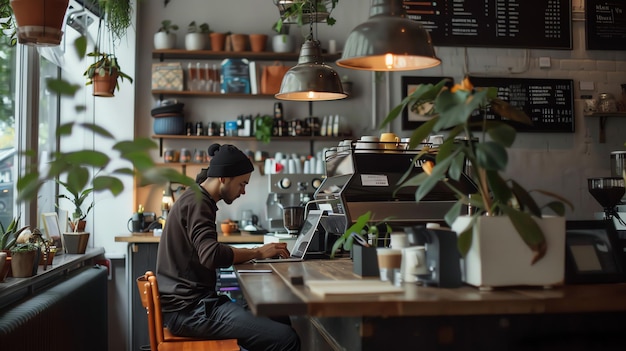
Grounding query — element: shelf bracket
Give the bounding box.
[599,115,607,144]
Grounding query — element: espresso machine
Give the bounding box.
[265,173,325,233]
[313,143,477,255]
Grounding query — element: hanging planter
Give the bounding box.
[9,0,70,46]
[92,68,119,97]
[273,0,338,30]
[83,17,133,97]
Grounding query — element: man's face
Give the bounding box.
[220,173,251,204]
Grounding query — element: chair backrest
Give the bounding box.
[136,271,161,351]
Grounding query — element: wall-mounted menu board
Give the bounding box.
[468,77,575,133]
[585,0,626,50]
[404,0,572,50]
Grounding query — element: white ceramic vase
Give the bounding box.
[452,215,566,290]
[272,34,294,53]
[184,33,206,50]
[154,32,176,50]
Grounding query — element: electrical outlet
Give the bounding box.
[539,57,551,68]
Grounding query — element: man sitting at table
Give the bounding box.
[156,143,300,351]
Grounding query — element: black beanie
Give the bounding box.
[207,143,254,177]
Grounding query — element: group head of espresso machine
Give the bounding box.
[265,173,325,233]
[313,144,477,260]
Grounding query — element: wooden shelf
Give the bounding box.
[152,90,276,98]
[585,112,626,143]
[152,49,342,62]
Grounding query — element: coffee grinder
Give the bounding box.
[265,173,324,233]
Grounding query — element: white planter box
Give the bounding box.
[452,216,566,290]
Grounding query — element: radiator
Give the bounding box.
[0,265,108,351]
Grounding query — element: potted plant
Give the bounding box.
[185,21,210,50]
[270,22,294,53]
[154,19,178,50]
[254,114,274,143]
[381,76,574,289]
[272,0,339,33]
[0,0,70,46]
[100,0,133,42]
[83,50,133,97]
[1,215,30,254]
[10,241,38,277]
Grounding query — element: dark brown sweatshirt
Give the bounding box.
[156,186,235,312]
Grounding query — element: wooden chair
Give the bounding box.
[136,271,240,351]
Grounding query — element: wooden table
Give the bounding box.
[235,260,626,350]
[115,232,266,244]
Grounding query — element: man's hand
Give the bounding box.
[231,242,290,264]
[257,242,290,259]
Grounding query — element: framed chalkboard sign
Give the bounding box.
[585,0,626,50]
[401,76,453,130]
[468,77,575,133]
[404,0,573,50]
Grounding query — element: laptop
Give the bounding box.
[253,210,324,263]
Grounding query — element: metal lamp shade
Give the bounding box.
[336,0,441,71]
[275,40,347,101]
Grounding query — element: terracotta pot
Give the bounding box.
[10,250,37,278]
[249,34,268,52]
[209,32,226,51]
[92,70,119,97]
[38,248,56,265]
[69,219,86,232]
[0,256,10,281]
[230,34,247,52]
[63,232,90,254]
[10,0,69,46]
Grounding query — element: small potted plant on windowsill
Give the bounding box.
[380,76,574,289]
[83,50,133,97]
[10,241,39,277]
[185,21,210,50]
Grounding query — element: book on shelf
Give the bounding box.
[249,61,262,95]
[220,58,251,94]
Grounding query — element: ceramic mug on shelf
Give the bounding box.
[380,132,400,152]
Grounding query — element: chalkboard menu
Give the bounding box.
[468,77,575,133]
[585,0,626,50]
[404,0,572,50]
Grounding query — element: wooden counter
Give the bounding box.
[115,232,265,244]
[235,259,626,350]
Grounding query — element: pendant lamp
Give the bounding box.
[336,0,441,71]
[275,39,347,101]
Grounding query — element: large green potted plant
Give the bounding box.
[381,77,574,289]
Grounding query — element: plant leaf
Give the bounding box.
[500,205,546,264]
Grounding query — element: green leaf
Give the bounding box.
[475,141,507,171]
[486,122,516,147]
[46,78,81,97]
[510,179,542,217]
[485,171,511,207]
[93,176,124,196]
[500,205,546,264]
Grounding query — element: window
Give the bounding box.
[0,42,59,229]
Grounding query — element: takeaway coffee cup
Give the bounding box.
[389,233,409,249]
[377,248,403,285]
[401,246,428,283]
